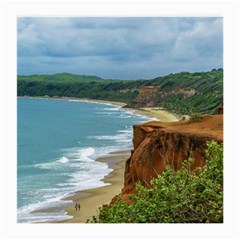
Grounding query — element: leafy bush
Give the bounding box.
[88,141,223,223]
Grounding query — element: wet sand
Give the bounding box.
[56,150,130,223]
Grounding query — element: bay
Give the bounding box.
[17,98,152,223]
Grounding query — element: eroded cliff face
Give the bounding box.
[134,86,161,108]
[120,115,223,203]
[131,85,196,109]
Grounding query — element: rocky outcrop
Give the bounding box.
[120,114,223,203]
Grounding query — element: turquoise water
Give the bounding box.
[17,98,153,223]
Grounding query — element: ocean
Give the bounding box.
[17,98,153,223]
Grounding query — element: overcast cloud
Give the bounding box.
[17,17,223,79]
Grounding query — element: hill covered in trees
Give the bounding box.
[17,69,223,115]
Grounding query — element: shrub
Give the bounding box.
[88,141,223,223]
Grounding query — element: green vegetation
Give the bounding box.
[17,68,223,114]
[88,141,223,223]
[150,69,223,114]
[18,73,141,104]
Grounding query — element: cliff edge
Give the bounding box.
[120,114,223,203]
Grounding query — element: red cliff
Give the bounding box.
[120,114,223,203]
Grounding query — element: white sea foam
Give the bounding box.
[117,129,132,133]
[33,162,57,170]
[68,99,120,108]
[17,195,73,223]
[88,130,132,144]
[95,112,112,115]
[119,115,132,118]
[57,156,69,164]
[125,110,158,122]
[33,147,96,170]
[78,147,95,159]
[18,146,112,223]
[103,107,121,111]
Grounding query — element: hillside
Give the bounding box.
[17,68,223,114]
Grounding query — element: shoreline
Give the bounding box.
[18,95,180,121]
[18,95,127,107]
[56,150,130,223]
[20,96,180,223]
[133,107,179,122]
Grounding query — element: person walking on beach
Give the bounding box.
[75,203,78,211]
[78,203,81,211]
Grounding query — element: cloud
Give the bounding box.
[171,18,222,59]
[17,17,223,79]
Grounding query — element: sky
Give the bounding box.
[17,17,223,80]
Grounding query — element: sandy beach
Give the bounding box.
[56,150,130,223]
[134,107,179,122]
